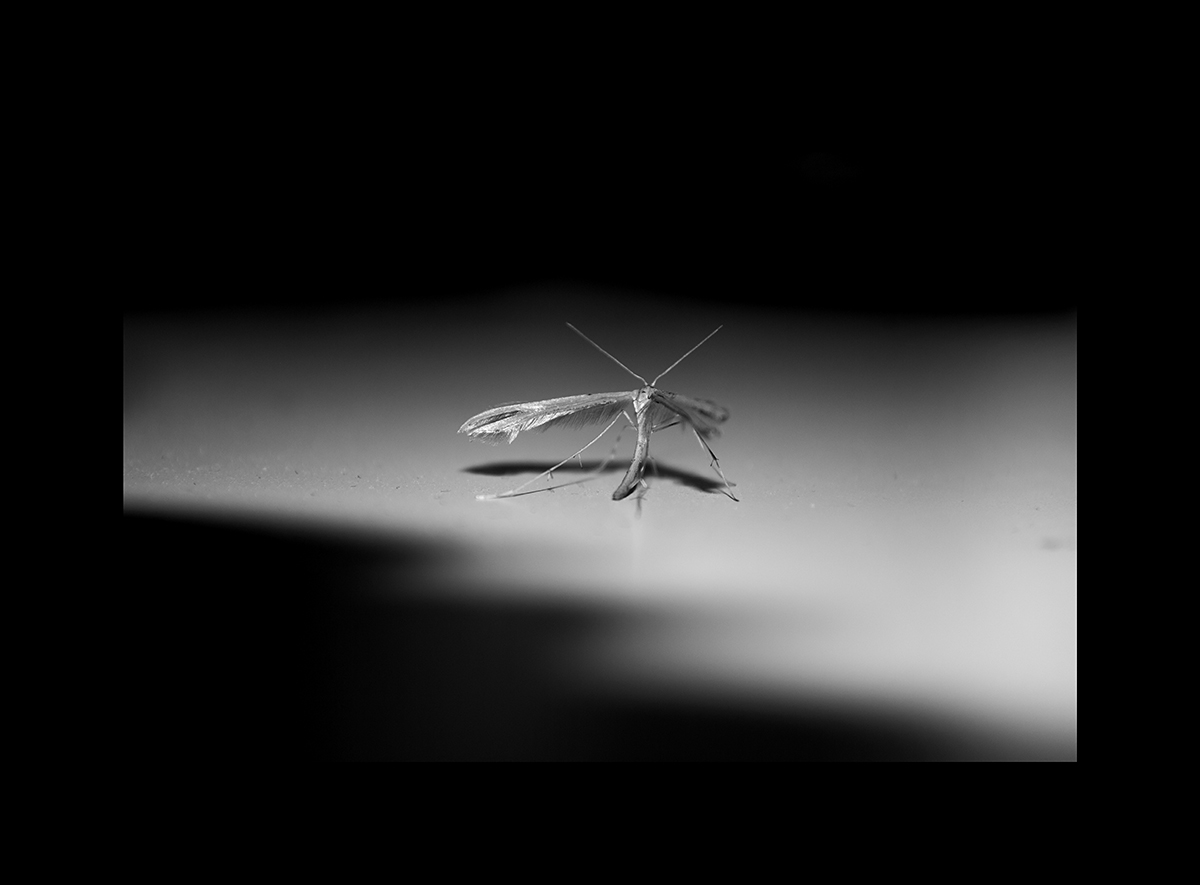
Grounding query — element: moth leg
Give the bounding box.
[692,427,739,502]
[637,418,676,495]
[612,412,653,501]
[597,410,637,472]
[478,413,630,500]
[633,464,651,512]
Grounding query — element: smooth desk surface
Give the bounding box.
[124,290,1076,759]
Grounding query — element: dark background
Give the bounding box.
[124,74,1075,320]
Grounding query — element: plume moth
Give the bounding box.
[459,324,737,502]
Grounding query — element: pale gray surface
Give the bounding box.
[124,287,1077,757]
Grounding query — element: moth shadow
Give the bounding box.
[463,459,728,495]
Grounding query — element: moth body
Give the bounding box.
[458,325,736,502]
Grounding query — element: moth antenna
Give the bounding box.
[651,325,723,385]
[566,323,647,384]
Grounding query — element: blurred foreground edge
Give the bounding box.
[122,510,1073,761]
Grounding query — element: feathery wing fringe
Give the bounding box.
[649,391,729,438]
[459,392,635,444]
[459,389,730,444]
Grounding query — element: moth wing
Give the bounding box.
[459,392,635,444]
[648,391,730,438]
